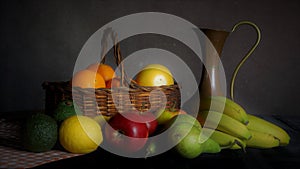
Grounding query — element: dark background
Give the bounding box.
[0,0,299,116]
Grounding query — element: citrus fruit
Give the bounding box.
[59,115,103,154]
[22,113,58,153]
[142,64,172,75]
[87,62,115,82]
[135,68,174,87]
[72,69,106,88]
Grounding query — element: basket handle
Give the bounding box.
[100,28,148,90]
[114,41,150,91]
[98,28,128,87]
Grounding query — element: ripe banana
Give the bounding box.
[247,114,290,146]
[245,129,280,149]
[201,128,246,151]
[199,96,249,125]
[197,110,252,140]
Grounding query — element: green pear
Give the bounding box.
[168,122,221,159]
[202,138,221,153]
[164,114,202,131]
[168,122,203,159]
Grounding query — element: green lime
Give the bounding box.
[53,100,80,123]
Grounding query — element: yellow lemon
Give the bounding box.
[135,64,174,87]
[93,115,111,127]
[59,115,103,154]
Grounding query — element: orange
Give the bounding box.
[86,63,115,82]
[72,69,106,89]
[86,62,101,72]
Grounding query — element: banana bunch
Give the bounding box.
[197,96,291,151]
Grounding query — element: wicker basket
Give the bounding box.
[42,32,181,118]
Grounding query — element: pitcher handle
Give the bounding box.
[230,21,261,101]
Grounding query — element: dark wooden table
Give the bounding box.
[1,112,299,169]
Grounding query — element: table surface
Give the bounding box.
[1,111,299,169]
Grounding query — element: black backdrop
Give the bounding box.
[0,0,299,116]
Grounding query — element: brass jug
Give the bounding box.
[199,21,261,101]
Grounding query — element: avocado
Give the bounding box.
[22,113,58,153]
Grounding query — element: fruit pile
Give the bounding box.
[23,63,291,160]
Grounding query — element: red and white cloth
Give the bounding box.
[0,118,82,168]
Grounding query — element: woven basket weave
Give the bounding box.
[42,32,181,118]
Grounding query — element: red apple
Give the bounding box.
[139,111,158,136]
[104,112,149,153]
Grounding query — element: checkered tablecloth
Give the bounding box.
[0,118,82,169]
[0,145,82,168]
